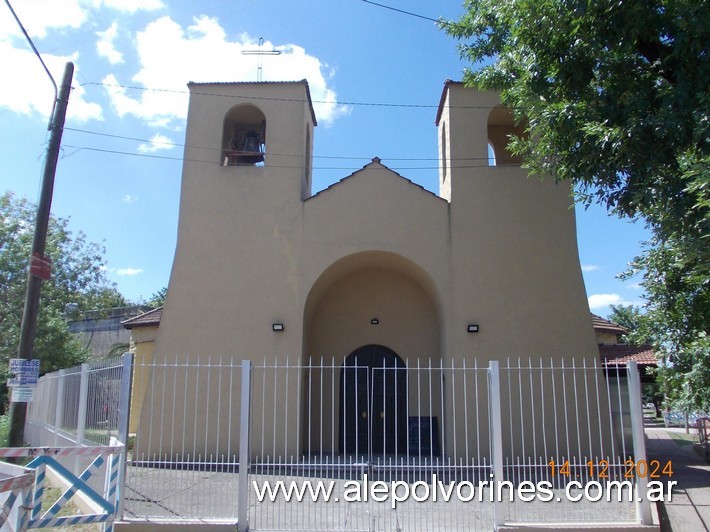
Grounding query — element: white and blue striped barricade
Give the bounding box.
[0,469,35,532]
[0,445,122,531]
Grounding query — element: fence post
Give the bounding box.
[77,363,90,444]
[115,352,134,520]
[627,361,653,524]
[54,369,66,446]
[489,360,505,529]
[238,360,252,532]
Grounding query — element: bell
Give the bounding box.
[242,131,260,153]
[238,130,264,164]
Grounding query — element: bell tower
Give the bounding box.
[436,81,525,201]
[181,80,317,199]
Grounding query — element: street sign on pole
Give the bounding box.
[7,358,40,387]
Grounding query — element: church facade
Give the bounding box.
[136,80,599,459]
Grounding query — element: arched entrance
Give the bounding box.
[340,345,407,454]
[302,251,442,457]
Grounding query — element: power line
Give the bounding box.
[61,143,503,171]
[63,126,495,162]
[4,0,57,129]
[82,80,504,110]
[358,0,445,25]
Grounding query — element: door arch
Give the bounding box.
[339,345,407,454]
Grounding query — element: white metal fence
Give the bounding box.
[25,356,127,448]
[8,356,131,531]
[121,355,652,531]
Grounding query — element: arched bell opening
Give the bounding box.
[222,104,266,166]
[487,107,526,166]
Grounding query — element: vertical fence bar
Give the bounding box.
[627,361,652,525]
[76,363,89,444]
[54,369,66,445]
[238,360,252,532]
[489,360,505,529]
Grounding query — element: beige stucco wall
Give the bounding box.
[597,330,621,345]
[137,81,601,461]
[127,326,158,434]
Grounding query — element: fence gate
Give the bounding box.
[111,355,651,531]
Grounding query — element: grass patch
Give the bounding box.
[39,486,101,531]
[668,431,697,447]
[0,413,9,446]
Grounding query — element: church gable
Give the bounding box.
[306,157,446,207]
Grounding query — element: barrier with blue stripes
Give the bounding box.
[0,444,123,531]
[0,468,34,532]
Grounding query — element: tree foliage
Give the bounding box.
[0,192,127,409]
[147,286,167,307]
[443,0,709,410]
[608,304,647,340]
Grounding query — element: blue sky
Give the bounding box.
[0,0,648,317]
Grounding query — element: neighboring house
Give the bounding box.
[121,306,162,433]
[67,305,153,359]
[132,79,604,459]
[592,313,658,381]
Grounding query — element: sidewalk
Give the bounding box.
[645,422,710,531]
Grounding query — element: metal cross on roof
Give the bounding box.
[241,37,281,82]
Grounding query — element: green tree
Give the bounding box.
[443,0,709,410]
[607,304,650,342]
[0,192,127,410]
[147,286,167,307]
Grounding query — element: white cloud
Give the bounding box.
[101,0,164,13]
[0,44,102,122]
[581,264,600,272]
[116,267,144,276]
[0,0,87,40]
[137,133,175,153]
[103,16,348,128]
[122,194,139,203]
[588,293,634,310]
[96,22,124,64]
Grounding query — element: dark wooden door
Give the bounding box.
[340,345,407,454]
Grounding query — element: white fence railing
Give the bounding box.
[120,355,652,531]
[17,354,654,530]
[25,356,128,448]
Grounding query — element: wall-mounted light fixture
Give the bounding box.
[371,318,379,325]
[272,323,284,332]
[467,324,479,333]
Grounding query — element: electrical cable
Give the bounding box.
[61,143,509,171]
[358,0,446,25]
[63,126,494,162]
[83,80,506,110]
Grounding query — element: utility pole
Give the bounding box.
[8,62,74,447]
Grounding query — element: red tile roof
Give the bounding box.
[122,307,162,329]
[599,344,657,366]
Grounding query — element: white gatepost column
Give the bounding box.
[238,360,252,532]
[489,360,505,530]
[116,352,134,520]
[627,361,653,524]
